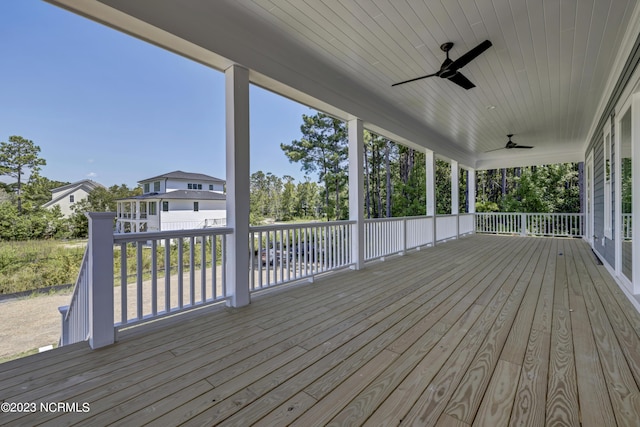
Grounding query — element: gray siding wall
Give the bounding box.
[590,115,616,267]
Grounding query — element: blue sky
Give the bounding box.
[0,0,316,188]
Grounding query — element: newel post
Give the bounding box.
[520,213,527,236]
[86,212,116,349]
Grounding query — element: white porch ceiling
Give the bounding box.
[48,0,639,169]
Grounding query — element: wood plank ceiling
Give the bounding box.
[55,0,637,169]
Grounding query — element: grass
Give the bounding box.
[0,240,86,294]
[1,238,225,295]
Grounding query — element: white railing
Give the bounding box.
[406,216,435,250]
[113,227,232,328]
[476,212,522,235]
[459,213,475,236]
[60,213,232,348]
[365,216,435,260]
[476,212,584,237]
[623,213,632,240]
[436,215,458,242]
[249,221,355,290]
[59,246,90,346]
[161,219,227,231]
[62,210,588,350]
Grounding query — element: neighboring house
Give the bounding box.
[116,171,226,233]
[42,179,105,217]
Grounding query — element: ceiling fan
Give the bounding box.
[392,40,492,90]
[486,134,533,152]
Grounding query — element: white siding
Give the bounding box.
[54,188,92,217]
[160,199,226,230]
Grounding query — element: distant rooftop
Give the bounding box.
[139,170,225,183]
[120,190,226,201]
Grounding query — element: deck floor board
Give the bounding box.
[2,235,640,426]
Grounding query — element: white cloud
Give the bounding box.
[87,172,98,178]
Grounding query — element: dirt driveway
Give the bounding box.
[0,291,73,361]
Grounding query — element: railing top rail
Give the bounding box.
[250,220,355,233]
[476,212,583,216]
[364,215,434,223]
[114,227,233,243]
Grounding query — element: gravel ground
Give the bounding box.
[0,291,74,360]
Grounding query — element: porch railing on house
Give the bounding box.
[249,221,355,291]
[113,228,231,327]
[623,213,632,240]
[476,212,584,237]
[60,213,232,348]
[60,210,586,349]
[58,246,90,346]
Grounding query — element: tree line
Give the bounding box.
[0,124,581,240]
[0,135,140,240]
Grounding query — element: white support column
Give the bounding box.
[86,212,116,349]
[349,118,365,269]
[426,150,436,246]
[225,65,251,307]
[451,160,459,238]
[468,168,476,234]
[468,168,476,214]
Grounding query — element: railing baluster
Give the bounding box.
[164,238,170,313]
[178,237,184,309]
[120,243,127,324]
[151,240,157,316]
[189,236,195,306]
[201,236,206,301]
[136,242,143,320]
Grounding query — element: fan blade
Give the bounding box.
[513,145,533,149]
[391,73,438,87]
[447,72,475,90]
[485,147,506,153]
[450,40,492,70]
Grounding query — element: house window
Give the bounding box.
[149,202,156,215]
[188,183,193,189]
[69,195,74,203]
[209,184,213,191]
[144,183,150,193]
[162,201,169,212]
[154,181,160,192]
[194,202,199,212]
[198,183,202,190]
[604,121,613,239]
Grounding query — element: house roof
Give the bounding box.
[42,179,105,208]
[50,179,104,194]
[119,190,226,201]
[139,171,225,184]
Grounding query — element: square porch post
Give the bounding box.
[86,212,116,349]
[468,168,476,234]
[451,160,459,238]
[426,150,436,246]
[225,64,251,307]
[348,118,365,269]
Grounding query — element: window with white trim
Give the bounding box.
[604,121,612,239]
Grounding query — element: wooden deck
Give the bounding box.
[3,234,640,426]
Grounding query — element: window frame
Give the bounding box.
[604,119,613,239]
